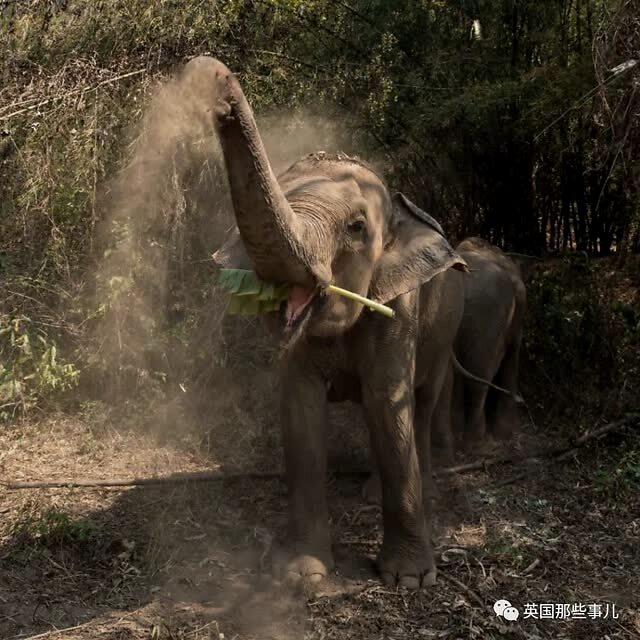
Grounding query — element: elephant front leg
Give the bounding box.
[272,364,333,583]
[364,382,436,589]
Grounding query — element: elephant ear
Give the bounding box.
[212,225,253,270]
[504,252,541,279]
[370,193,468,304]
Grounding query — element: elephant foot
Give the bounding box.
[271,540,334,585]
[376,536,436,589]
[362,472,382,505]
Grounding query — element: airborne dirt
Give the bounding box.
[0,401,638,640]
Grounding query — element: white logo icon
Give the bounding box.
[494,599,520,621]
[504,606,520,621]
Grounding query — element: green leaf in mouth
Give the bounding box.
[217,269,291,316]
[216,268,395,318]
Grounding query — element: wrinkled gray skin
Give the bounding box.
[447,237,527,449]
[189,56,470,590]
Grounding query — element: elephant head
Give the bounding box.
[184,57,467,338]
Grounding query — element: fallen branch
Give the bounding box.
[435,454,532,476]
[0,461,524,490]
[1,414,637,491]
[492,413,640,487]
[0,470,283,490]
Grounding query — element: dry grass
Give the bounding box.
[0,404,638,640]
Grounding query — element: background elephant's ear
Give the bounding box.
[212,226,253,270]
[504,252,541,279]
[370,193,468,304]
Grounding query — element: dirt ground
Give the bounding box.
[0,397,638,640]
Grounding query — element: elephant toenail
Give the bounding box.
[399,575,420,589]
[422,570,437,587]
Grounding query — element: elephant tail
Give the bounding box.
[451,352,525,405]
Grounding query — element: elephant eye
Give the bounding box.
[347,218,367,236]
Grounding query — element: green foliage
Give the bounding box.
[524,255,639,414]
[0,0,637,420]
[0,317,80,420]
[527,260,611,382]
[2,0,634,261]
[593,442,640,495]
[12,508,95,548]
[217,269,290,315]
[614,448,640,491]
[217,269,396,317]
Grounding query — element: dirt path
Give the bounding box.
[0,413,638,640]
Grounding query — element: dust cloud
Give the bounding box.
[90,61,352,413]
[90,63,230,401]
[259,107,356,175]
[85,60,359,639]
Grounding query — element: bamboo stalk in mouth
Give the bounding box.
[326,284,395,318]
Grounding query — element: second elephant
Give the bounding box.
[443,237,527,450]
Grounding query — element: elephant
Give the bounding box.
[189,56,504,589]
[446,237,527,449]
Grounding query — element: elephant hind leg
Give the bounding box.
[458,345,503,447]
[429,361,455,469]
[450,368,465,448]
[415,365,452,518]
[486,337,522,439]
[462,376,492,446]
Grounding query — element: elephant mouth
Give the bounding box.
[284,285,318,329]
[269,284,325,350]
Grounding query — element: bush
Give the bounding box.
[523,254,640,418]
[12,507,95,548]
[1,1,637,426]
[0,316,80,420]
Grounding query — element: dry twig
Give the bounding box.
[0,69,146,122]
[438,571,486,609]
[16,619,98,639]
[492,413,639,487]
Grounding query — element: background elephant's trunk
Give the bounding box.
[184,57,324,288]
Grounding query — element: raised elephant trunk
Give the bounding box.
[183,56,326,289]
